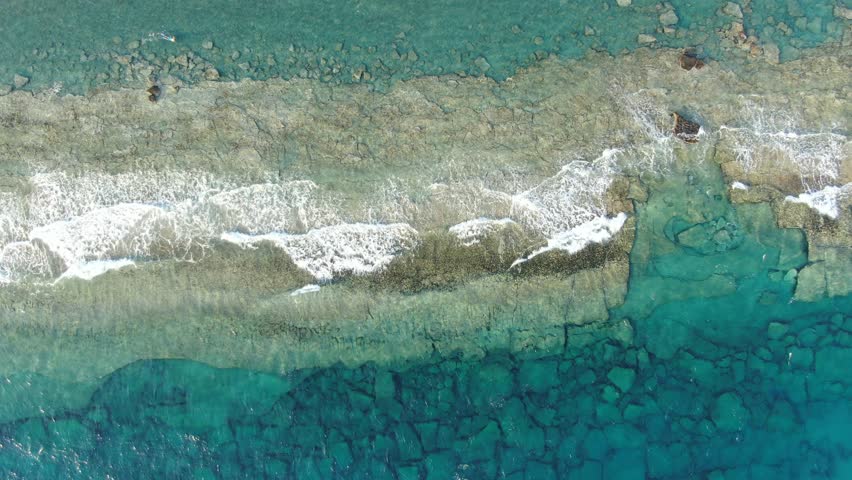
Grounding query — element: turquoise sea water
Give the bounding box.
[1,163,850,478]
[1,0,849,93]
[1,1,851,479]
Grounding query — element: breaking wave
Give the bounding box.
[720,100,847,191]
[2,93,843,285]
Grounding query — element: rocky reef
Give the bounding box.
[0,46,849,429]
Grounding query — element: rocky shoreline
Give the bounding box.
[0,46,849,423]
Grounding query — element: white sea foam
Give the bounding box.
[221,223,419,280]
[784,184,851,219]
[26,170,244,229]
[720,102,847,190]
[731,181,749,190]
[204,181,338,234]
[28,203,164,269]
[0,171,348,284]
[0,193,27,246]
[510,213,628,269]
[510,150,619,237]
[618,89,679,174]
[448,218,515,246]
[290,284,321,296]
[426,181,515,226]
[56,259,136,282]
[0,241,55,281]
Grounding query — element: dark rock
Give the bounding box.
[815,347,852,381]
[532,407,557,426]
[147,85,162,102]
[679,50,705,70]
[672,112,701,143]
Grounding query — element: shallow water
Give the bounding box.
[1,175,850,478]
[2,0,849,93]
[1,0,851,479]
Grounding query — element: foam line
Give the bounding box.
[222,223,418,281]
[290,284,321,296]
[510,213,628,269]
[448,218,515,246]
[55,259,136,283]
[784,184,851,219]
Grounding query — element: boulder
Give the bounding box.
[581,428,608,460]
[711,392,750,431]
[646,442,691,478]
[501,399,545,455]
[393,422,423,461]
[519,359,559,393]
[659,10,679,26]
[13,74,29,88]
[607,367,636,393]
[425,451,457,480]
[723,2,744,18]
[465,421,500,461]
[374,370,395,399]
[525,461,557,480]
[469,362,513,405]
[767,322,789,340]
[815,347,852,382]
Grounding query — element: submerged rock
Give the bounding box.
[659,10,679,26]
[722,2,744,19]
[203,67,221,80]
[834,5,852,20]
[638,34,657,44]
[767,322,789,340]
[711,392,750,431]
[13,74,29,89]
[607,366,636,393]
